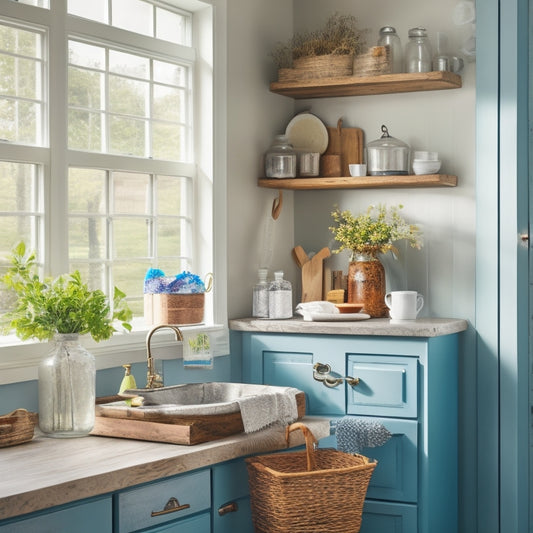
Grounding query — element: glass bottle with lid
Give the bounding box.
[377,26,403,73]
[268,271,293,319]
[264,135,297,178]
[252,268,269,318]
[404,27,432,73]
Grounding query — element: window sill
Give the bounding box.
[0,322,229,385]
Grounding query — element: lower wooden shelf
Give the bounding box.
[258,174,458,190]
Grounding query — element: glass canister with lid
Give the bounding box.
[404,27,432,73]
[366,125,410,176]
[377,26,403,73]
[264,134,297,178]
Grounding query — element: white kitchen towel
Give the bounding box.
[237,386,300,433]
[295,301,339,320]
[334,416,392,454]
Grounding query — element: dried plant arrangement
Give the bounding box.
[271,13,368,70]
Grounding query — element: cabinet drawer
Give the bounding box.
[0,497,112,533]
[116,470,210,533]
[347,355,418,418]
[145,512,211,532]
[361,500,417,533]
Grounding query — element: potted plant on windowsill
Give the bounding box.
[329,204,422,317]
[1,242,132,437]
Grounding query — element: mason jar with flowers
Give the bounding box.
[329,204,422,317]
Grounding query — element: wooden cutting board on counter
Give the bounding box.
[324,118,364,177]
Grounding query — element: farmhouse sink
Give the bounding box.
[92,382,305,445]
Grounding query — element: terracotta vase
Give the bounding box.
[347,253,389,317]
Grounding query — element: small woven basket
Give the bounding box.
[246,422,377,533]
[278,53,354,82]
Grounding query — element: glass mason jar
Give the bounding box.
[38,334,96,437]
[347,253,389,317]
[264,135,297,178]
[405,27,432,73]
[378,26,403,73]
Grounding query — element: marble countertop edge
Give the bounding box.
[229,317,469,337]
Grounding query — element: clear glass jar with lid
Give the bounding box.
[404,27,432,73]
[378,26,403,73]
[264,135,297,178]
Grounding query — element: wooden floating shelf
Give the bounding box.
[258,174,458,190]
[270,71,462,99]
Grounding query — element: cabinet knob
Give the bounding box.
[218,502,238,515]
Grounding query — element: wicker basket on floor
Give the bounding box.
[245,422,377,533]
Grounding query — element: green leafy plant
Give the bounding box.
[270,13,367,68]
[330,204,423,260]
[1,242,132,342]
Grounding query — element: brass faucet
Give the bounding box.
[146,324,183,388]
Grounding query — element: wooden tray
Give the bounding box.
[0,409,38,447]
[91,392,306,445]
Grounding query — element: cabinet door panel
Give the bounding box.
[360,501,417,533]
[145,512,210,532]
[347,355,418,418]
[263,351,345,415]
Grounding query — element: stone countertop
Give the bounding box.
[0,416,330,521]
[229,317,468,337]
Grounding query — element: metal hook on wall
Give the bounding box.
[271,190,283,220]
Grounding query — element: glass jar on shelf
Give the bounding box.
[378,26,403,73]
[405,27,432,73]
[264,135,297,178]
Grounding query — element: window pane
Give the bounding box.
[156,8,188,45]
[113,217,149,258]
[0,98,39,144]
[69,262,106,292]
[68,0,108,24]
[157,217,181,257]
[0,161,37,212]
[68,109,103,151]
[68,41,105,70]
[109,50,149,79]
[109,115,146,156]
[113,172,150,215]
[152,122,183,161]
[69,67,103,110]
[153,60,187,87]
[0,25,41,58]
[109,75,148,117]
[113,261,149,312]
[156,176,186,216]
[153,85,182,121]
[68,168,106,214]
[16,0,49,7]
[68,217,107,260]
[112,0,153,37]
[0,55,40,99]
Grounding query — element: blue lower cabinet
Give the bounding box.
[240,330,459,533]
[361,500,418,533]
[0,496,112,533]
[140,512,211,533]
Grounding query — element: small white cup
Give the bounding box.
[349,163,367,176]
[384,291,424,321]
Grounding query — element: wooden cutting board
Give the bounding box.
[324,118,364,177]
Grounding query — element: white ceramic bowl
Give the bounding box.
[412,159,441,175]
[413,151,438,161]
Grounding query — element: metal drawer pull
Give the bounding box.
[218,502,238,515]
[151,497,190,517]
[313,362,360,388]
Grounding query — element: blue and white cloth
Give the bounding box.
[333,416,392,454]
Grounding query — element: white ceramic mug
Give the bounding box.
[384,290,424,320]
[349,163,367,176]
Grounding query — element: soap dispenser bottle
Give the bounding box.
[268,271,293,319]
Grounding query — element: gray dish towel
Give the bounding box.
[334,416,392,454]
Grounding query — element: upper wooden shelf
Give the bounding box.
[258,174,458,190]
[269,71,462,99]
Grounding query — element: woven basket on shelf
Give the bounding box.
[245,422,377,533]
[278,53,354,82]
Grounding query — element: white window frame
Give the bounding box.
[0,0,228,384]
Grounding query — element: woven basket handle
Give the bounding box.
[285,422,318,472]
